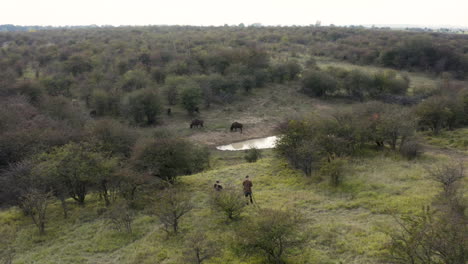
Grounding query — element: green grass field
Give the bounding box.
[422,128,468,154]
[3,147,466,264]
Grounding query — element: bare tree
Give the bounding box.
[154,188,193,235]
[104,201,135,233]
[427,161,464,197]
[182,231,219,264]
[20,189,52,235]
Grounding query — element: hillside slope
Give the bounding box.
[4,149,459,264]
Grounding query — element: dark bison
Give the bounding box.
[230,122,243,133]
[89,110,97,117]
[167,108,172,116]
[190,119,204,128]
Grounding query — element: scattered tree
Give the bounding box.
[131,138,209,184]
[36,143,116,206]
[104,201,135,233]
[123,88,162,125]
[153,188,193,235]
[20,189,52,235]
[180,83,203,114]
[182,231,220,264]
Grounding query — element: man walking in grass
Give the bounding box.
[242,175,253,204]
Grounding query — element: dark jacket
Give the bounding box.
[242,179,253,193]
[214,183,223,191]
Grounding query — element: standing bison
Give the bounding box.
[190,119,204,128]
[230,122,243,133]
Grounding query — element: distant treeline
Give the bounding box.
[0,24,106,32]
[1,25,468,76]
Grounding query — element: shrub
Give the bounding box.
[301,70,338,97]
[41,76,73,96]
[131,138,209,184]
[19,189,53,235]
[320,158,346,187]
[104,201,135,233]
[13,81,43,104]
[415,96,453,135]
[165,76,197,105]
[64,55,93,76]
[90,89,120,116]
[123,88,162,125]
[86,119,138,158]
[399,140,422,160]
[182,231,219,263]
[180,83,203,114]
[120,69,149,92]
[153,188,193,235]
[275,120,318,176]
[35,142,117,206]
[234,209,306,264]
[151,67,166,84]
[343,69,373,101]
[270,61,302,83]
[369,104,416,150]
[372,70,409,96]
[244,147,262,163]
[211,187,246,220]
[115,167,154,204]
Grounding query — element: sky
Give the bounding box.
[2,0,468,28]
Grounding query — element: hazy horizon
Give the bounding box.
[3,0,468,28]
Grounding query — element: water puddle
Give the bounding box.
[216,136,279,151]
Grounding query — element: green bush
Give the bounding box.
[234,209,306,264]
[122,88,162,125]
[301,70,338,97]
[131,138,209,184]
[244,147,262,163]
[211,188,246,220]
[320,159,346,187]
[399,140,422,160]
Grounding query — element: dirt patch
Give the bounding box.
[188,121,277,146]
[421,143,468,163]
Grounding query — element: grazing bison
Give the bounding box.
[89,110,97,117]
[230,122,243,133]
[190,119,204,128]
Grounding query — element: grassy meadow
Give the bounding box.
[2,143,466,263]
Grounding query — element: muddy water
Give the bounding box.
[216,136,279,151]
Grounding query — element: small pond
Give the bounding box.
[216,136,279,151]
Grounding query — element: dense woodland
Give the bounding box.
[0,26,467,264]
